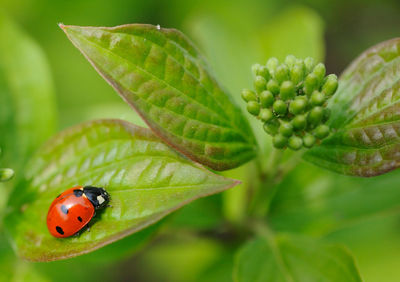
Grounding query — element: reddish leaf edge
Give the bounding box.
[59,23,257,172]
[8,119,241,262]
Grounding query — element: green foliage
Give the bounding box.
[0,168,14,182]
[0,149,14,182]
[234,232,361,282]
[4,119,238,261]
[304,38,400,176]
[3,2,400,280]
[243,55,338,150]
[0,14,57,172]
[186,5,325,151]
[269,162,400,236]
[60,24,257,171]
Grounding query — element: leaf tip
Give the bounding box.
[58,23,67,30]
[58,23,79,34]
[229,179,242,189]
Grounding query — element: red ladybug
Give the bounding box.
[47,185,110,238]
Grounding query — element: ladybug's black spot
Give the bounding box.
[73,189,83,197]
[60,205,69,214]
[77,216,82,222]
[56,226,64,235]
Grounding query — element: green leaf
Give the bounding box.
[0,14,57,171]
[234,232,361,282]
[187,5,324,149]
[196,251,234,282]
[0,236,50,282]
[60,23,257,171]
[4,119,238,261]
[304,38,400,176]
[76,221,161,264]
[269,162,400,236]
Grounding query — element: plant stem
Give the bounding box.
[249,148,302,218]
[249,148,283,216]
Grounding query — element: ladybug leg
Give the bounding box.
[86,221,92,232]
[106,204,112,208]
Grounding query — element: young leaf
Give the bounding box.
[4,119,238,261]
[60,24,257,171]
[304,38,400,176]
[0,14,57,171]
[234,233,361,282]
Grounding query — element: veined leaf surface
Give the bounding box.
[234,233,361,282]
[60,24,257,171]
[4,119,238,261]
[305,39,400,176]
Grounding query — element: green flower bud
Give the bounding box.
[246,56,339,150]
[266,57,279,74]
[290,64,304,85]
[280,81,295,101]
[259,108,274,122]
[322,74,338,96]
[273,100,287,116]
[303,133,316,148]
[308,106,324,125]
[258,66,270,80]
[279,121,293,137]
[304,57,315,74]
[247,101,260,116]
[289,98,307,115]
[304,73,318,96]
[254,76,267,93]
[322,108,331,122]
[295,95,308,103]
[263,120,279,135]
[251,63,262,77]
[241,89,257,102]
[273,134,288,149]
[312,63,326,84]
[259,90,274,108]
[292,114,307,130]
[275,64,290,84]
[288,136,303,150]
[284,55,297,68]
[267,80,280,95]
[310,91,325,106]
[314,124,330,139]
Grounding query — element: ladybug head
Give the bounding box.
[83,186,110,210]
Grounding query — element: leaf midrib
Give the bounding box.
[71,29,253,144]
[107,28,232,121]
[32,132,252,190]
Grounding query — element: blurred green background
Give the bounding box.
[2,0,400,281]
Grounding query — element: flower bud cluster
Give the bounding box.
[242,55,338,150]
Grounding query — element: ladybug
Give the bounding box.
[47,185,110,238]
